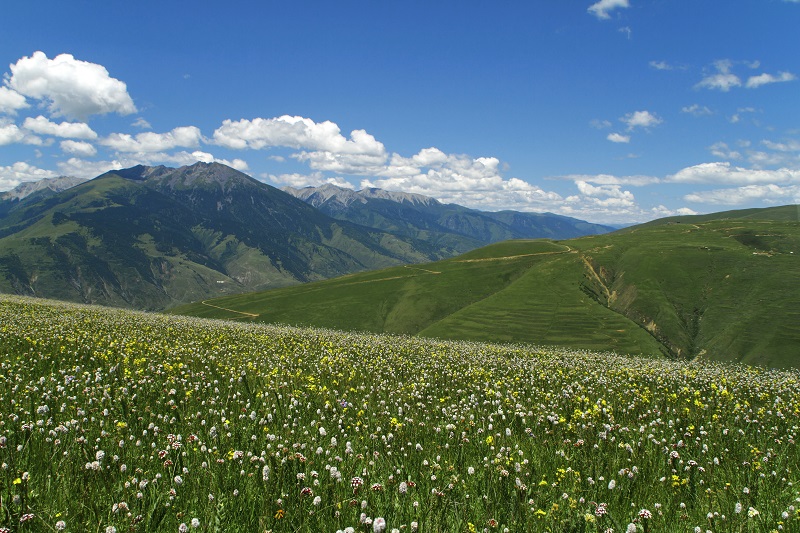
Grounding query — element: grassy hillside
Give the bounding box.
[2,295,799,531]
[174,205,800,367]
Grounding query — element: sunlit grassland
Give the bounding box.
[1,295,799,532]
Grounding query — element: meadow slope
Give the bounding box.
[1,295,799,532]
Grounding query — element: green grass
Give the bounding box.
[419,255,665,355]
[2,295,799,532]
[174,243,559,334]
[174,207,800,368]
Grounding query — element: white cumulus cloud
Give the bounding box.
[668,162,800,185]
[132,117,152,129]
[649,60,674,71]
[293,151,389,175]
[607,133,630,143]
[213,115,386,156]
[708,142,742,160]
[590,119,612,129]
[0,121,42,146]
[588,0,630,20]
[695,60,742,92]
[23,115,97,139]
[576,180,635,204]
[364,155,502,193]
[267,172,356,189]
[0,87,29,115]
[684,184,800,205]
[213,115,396,176]
[746,149,800,169]
[548,173,696,223]
[60,140,97,157]
[682,104,713,116]
[7,51,136,120]
[56,158,123,179]
[561,173,659,187]
[729,106,757,124]
[745,71,796,88]
[101,126,202,153]
[761,139,800,152]
[621,110,662,131]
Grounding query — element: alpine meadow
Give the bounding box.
[1,296,799,532]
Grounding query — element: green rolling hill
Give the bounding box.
[173,205,800,368]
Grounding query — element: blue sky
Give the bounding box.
[1,1,798,224]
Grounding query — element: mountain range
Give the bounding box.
[284,183,613,254]
[0,175,87,217]
[0,162,610,309]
